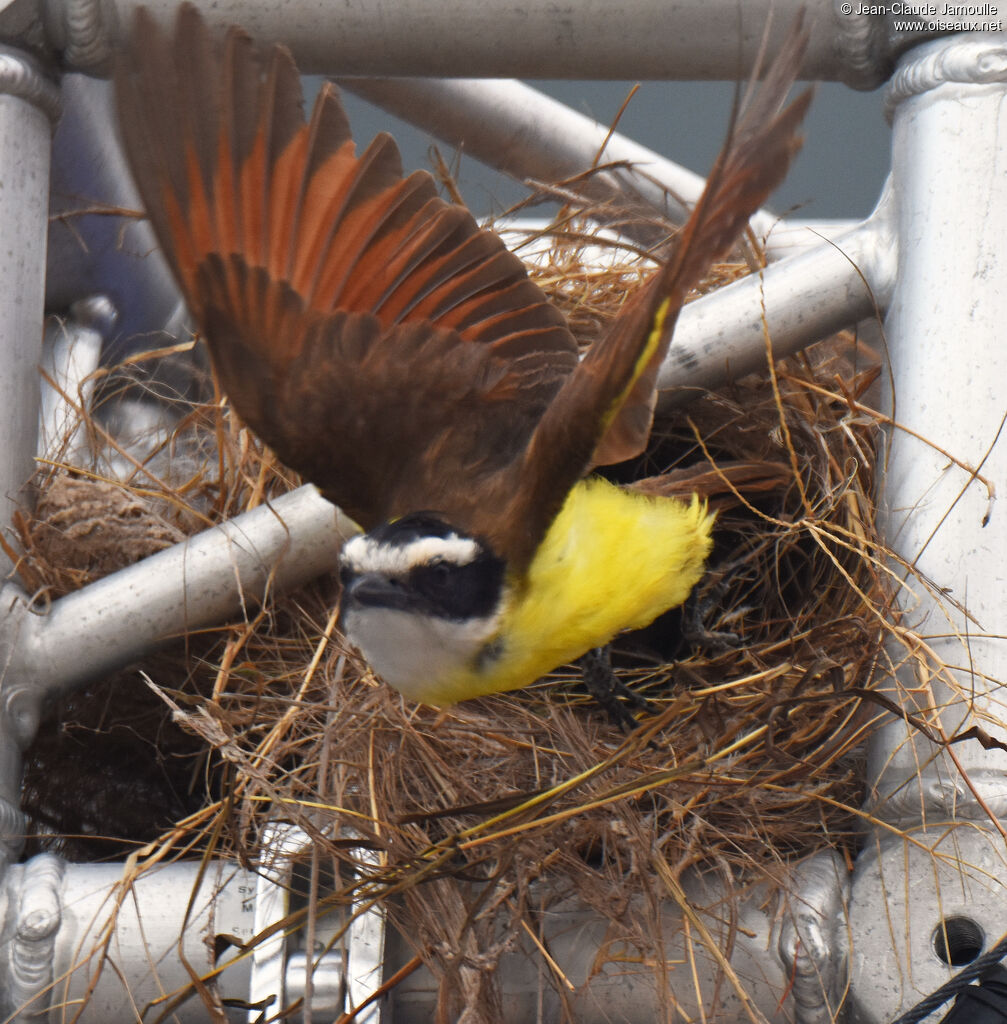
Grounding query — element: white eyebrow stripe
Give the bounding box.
[341,533,480,576]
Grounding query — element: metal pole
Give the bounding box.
[0,844,846,1023]
[5,485,356,702]
[342,78,863,258]
[0,49,60,575]
[342,77,745,245]
[657,190,897,401]
[37,297,114,467]
[46,72,185,366]
[11,858,257,1021]
[344,75,872,264]
[380,852,847,1022]
[848,32,1007,1024]
[0,45,60,873]
[869,31,1007,823]
[48,0,897,83]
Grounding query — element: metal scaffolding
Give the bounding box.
[0,0,1004,1020]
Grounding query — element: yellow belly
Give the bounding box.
[429,476,715,704]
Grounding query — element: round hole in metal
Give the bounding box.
[933,916,985,967]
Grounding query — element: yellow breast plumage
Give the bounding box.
[426,477,715,704]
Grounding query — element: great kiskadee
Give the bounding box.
[115,5,810,707]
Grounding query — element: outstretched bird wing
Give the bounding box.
[506,17,812,568]
[117,5,810,569]
[115,3,578,530]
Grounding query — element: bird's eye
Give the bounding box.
[422,560,453,590]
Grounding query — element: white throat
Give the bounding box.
[342,604,501,704]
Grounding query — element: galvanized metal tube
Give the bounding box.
[44,860,255,1021]
[11,485,356,700]
[656,192,897,401]
[3,854,65,1022]
[66,0,870,81]
[342,79,858,257]
[498,210,890,402]
[849,825,1007,1024]
[43,0,929,86]
[342,77,732,242]
[47,73,185,366]
[38,297,113,467]
[0,845,847,1023]
[868,32,1007,817]
[848,32,1007,1024]
[0,49,59,576]
[382,853,848,1023]
[0,46,59,873]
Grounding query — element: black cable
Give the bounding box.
[890,932,1007,1024]
[938,966,1007,1023]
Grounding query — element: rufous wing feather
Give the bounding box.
[114,3,579,530]
[588,16,812,469]
[507,14,812,569]
[194,253,571,531]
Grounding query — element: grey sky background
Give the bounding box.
[340,79,891,223]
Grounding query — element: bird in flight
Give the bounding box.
[115,4,810,708]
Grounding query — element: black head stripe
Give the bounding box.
[340,515,507,622]
[369,513,460,546]
[408,548,505,621]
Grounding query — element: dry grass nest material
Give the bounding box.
[14,217,892,1019]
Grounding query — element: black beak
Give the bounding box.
[343,572,412,611]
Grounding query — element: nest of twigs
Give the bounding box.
[12,214,891,1021]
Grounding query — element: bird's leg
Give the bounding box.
[681,587,741,651]
[577,645,654,731]
[681,554,755,652]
